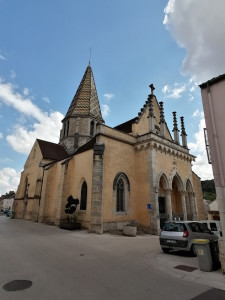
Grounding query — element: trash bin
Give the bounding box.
[209,240,221,270]
[193,239,213,272]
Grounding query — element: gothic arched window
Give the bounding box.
[80,181,87,210]
[113,173,130,213]
[117,178,124,211]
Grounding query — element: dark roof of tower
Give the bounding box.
[63,64,104,122]
[37,139,69,160]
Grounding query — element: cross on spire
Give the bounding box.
[149,84,155,95]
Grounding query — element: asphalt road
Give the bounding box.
[0,216,223,300]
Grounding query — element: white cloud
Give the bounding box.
[10,70,16,79]
[162,85,169,93]
[192,109,204,118]
[101,104,110,117]
[7,111,63,154]
[188,117,213,180]
[42,96,50,103]
[0,80,44,121]
[0,132,2,139]
[103,93,114,101]
[162,83,186,99]
[164,0,225,82]
[0,79,63,154]
[0,53,6,61]
[0,168,20,195]
[189,86,195,92]
[23,87,29,96]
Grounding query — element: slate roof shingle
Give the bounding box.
[37,139,69,161]
[63,65,104,123]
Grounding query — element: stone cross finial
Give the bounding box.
[149,84,155,95]
[159,101,165,123]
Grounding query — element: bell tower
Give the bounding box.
[59,64,104,153]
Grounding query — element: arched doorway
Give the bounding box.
[157,173,171,228]
[171,174,184,220]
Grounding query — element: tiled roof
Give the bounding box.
[64,65,104,122]
[114,118,137,133]
[199,73,225,88]
[37,139,69,160]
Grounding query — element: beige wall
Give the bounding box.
[102,137,136,223]
[15,141,47,221]
[66,150,93,227]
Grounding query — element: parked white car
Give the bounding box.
[159,221,218,254]
[198,220,222,238]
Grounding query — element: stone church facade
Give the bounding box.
[14,64,205,234]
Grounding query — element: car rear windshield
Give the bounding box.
[189,222,211,233]
[162,222,187,232]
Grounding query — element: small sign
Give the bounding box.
[198,248,204,256]
[147,204,152,210]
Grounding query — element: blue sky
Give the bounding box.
[0,0,225,195]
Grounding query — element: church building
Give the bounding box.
[14,64,205,234]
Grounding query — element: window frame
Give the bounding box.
[113,172,130,215]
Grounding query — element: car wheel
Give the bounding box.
[162,247,170,253]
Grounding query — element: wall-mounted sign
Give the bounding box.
[147,204,152,210]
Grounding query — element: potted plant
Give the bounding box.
[60,196,81,230]
[123,221,137,237]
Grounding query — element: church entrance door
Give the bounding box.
[158,197,167,229]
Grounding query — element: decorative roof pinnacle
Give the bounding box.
[172,111,179,132]
[159,101,165,123]
[180,116,187,136]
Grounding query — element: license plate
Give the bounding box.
[167,239,176,244]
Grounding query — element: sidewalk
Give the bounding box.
[145,235,225,291]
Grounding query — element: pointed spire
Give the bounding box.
[180,116,187,135]
[172,111,178,131]
[64,65,104,122]
[172,111,180,144]
[159,101,165,124]
[159,101,166,137]
[180,116,188,148]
